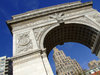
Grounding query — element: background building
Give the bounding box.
[0,56,12,75]
[88,60,100,69]
[85,66,100,75]
[84,60,100,75]
[53,47,83,75]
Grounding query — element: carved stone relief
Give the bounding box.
[17,32,33,53]
[71,16,90,23]
[12,9,93,31]
[33,25,51,44]
[65,15,100,29]
[49,13,64,23]
[92,14,100,24]
[87,13,100,24]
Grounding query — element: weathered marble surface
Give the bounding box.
[6,1,100,75]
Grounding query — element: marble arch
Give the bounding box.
[6,1,100,75]
[40,22,100,56]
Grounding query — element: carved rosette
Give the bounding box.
[17,32,33,53]
[49,13,64,23]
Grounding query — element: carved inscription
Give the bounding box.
[17,32,33,53]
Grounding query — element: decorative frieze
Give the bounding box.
[13,18,53,31]
[17,32,33,54]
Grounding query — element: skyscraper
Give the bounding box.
[53,47,83,75]
[0,56,12,75]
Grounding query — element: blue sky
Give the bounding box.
[0,0,100,75]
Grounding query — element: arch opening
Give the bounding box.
[48,42,100,75]
[43,23,99,56]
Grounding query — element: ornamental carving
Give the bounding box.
[71,16,89,23]
[13,18,52,31]
[17,32,33,53]
[67,16,99,27]
[93,14,100,23]
[64,15,100,30]
[49,13,64,23]
[34,25,51,43]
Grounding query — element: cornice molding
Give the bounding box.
[11,49,42,60]
[6,1,92,25]
[12,1,81,19]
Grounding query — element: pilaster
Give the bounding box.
[41,49,54,75]
[11,49,47,75]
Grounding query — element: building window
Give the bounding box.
[1,58,5,61]
[71,61,73,64]
[89,71,91,74]
[60,64,62,67]
[0,67,4,70]
[58,52,60,55]
[68,72,70,75]
[93,70,96,72]
[60,69,62,72]
[61,52,63,54]
[58,57,59,59]
[1,61,5,64]
[0,64,4,67]
[98,67,100,70]
[71,71,73,74]
[0,70,4,73]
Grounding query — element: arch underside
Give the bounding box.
[43,23,99,56]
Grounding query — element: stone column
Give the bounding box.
[41,49,54,75]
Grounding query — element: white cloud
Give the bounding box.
[63,42,75,50]
[0,8,10,19]
[80,61,89,69]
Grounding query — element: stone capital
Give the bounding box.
[11,49,41,61]
[41,48,47,58]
